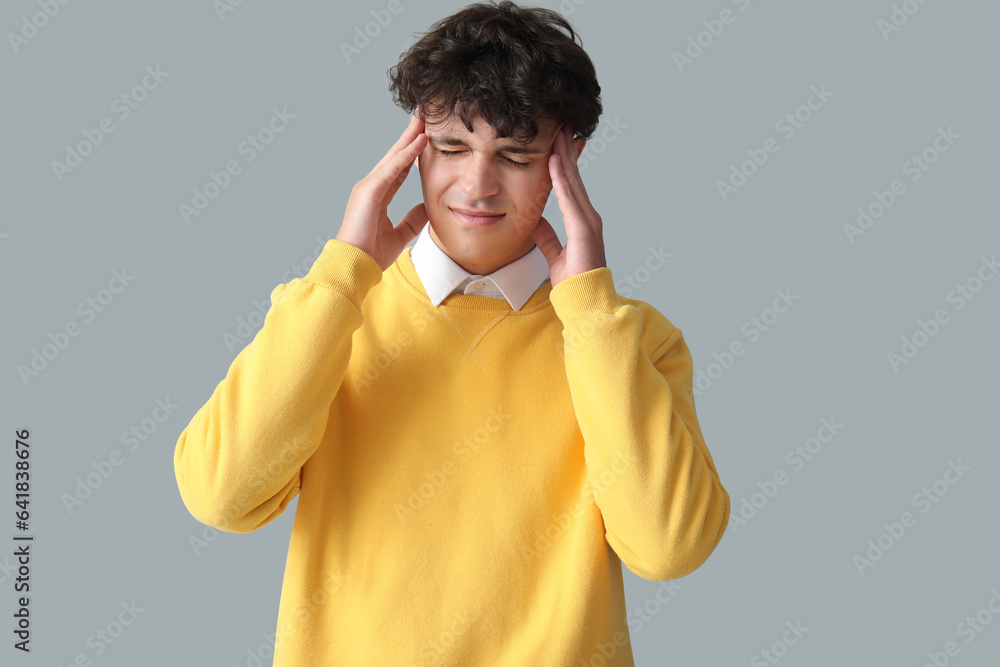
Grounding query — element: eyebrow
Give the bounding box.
[427,135,548,156]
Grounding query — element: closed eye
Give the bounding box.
[436,149,531,168]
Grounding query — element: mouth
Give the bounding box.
[450,207,506,227]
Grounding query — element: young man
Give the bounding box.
[173,2,730,665]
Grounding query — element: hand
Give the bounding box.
[531,124,607,287]
[336,110,429,271]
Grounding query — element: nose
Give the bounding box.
[458,154,501,200]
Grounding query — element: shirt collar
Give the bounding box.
[408,224,551,311]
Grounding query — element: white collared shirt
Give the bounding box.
[408,224,550,311]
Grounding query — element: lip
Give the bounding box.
[450,207,505,227]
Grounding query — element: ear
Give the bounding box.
[415,155,419,169]
[572,137,586,161]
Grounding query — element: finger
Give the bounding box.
[366,133,427,204]
[531,215,562,264]
[388,112,425,160]
[389,142,420,186]
[392,202,429,248]
[549,122,565,153]
[549,153,583,222]
[371,113,425,175]
[384,157,416,204]
[552,150,598,233]
[556,127,591,206]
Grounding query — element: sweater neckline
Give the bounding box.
[392,246,554,314]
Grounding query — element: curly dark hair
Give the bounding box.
[387,0,602,144]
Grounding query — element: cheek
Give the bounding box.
[416,159,439,185]
[513,180,553,220]
[418,166,454,207]
[535,158,554,187]
[420,157,454,182]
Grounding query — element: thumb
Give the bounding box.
[393,202,429,247]
[531,215,562,264]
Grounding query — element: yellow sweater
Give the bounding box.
[173,238,730,666]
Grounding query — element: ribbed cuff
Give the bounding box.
[548,267,623,322]
[303,239,384,310]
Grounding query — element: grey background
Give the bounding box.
[2,0,999,665]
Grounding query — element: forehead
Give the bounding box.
[424,112,556,151]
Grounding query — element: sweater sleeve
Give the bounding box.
[173,239,383,533]
[548,267,730,581]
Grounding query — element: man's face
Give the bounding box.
[415,110,585,277]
